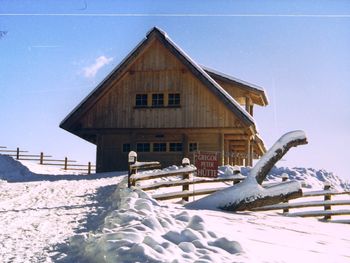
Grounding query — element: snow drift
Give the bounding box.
[62,178,244,263]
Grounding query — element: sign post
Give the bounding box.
[194,151,219,177]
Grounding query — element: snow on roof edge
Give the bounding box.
[201,65,269,105]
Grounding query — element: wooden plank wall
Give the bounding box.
[80,39,243,130]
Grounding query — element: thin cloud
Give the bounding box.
[83,55,113,78]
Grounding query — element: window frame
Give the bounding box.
[169,142,183,152]
[136,143,151,152]
[122,143,131,153]
[153,142,167,152]
[135,94,148,107]
[168,93,181,107]
[152,93,164,107]
[189,142,198,152]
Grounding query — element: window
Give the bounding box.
[135,94,148,107]
[122,143,131,153]
[189,142,198,152]
[153,143,167,152]
[168,93,180,106]
[152,94,164,107]
[137,143,150,152]
[169,142,183,152]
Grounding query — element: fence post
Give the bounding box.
[128,151,137,188]
[182,158,190,202]
[40,152,44,165]
[233,167,241,185]
[281,173,289,213]
[16,147,20,160]
[88,162,91,174]
[64,157,68,170]
[324,182,331,220]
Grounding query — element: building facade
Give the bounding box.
[60,27,269,172]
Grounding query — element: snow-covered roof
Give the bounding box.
[60,27,257,133]
[201,65,269,106]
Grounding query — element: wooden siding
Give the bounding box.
[95,129,224,172]
[214,79,261,106]
[80,38,243,130]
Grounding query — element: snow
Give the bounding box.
[1,154,350,262]
[250,130,307,180]
[239,166,350,191]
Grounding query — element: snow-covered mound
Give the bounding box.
[219,165,350,191]
[62,178,244,263]
[0,154,121,182]
[0,154,32,181]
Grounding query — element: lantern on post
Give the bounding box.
[128,151,137,188]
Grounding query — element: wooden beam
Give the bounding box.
[224,134,248,140]
[220,132,225,165]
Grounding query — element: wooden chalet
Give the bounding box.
[60,27,269,172]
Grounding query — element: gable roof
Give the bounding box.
[60,27,257,133]
[201,66,269,106]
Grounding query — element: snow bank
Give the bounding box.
[0,155,122,182]
[63,178,244,263]
[248,166,348,191]
[0,154,33,181]
[219,165,350,191]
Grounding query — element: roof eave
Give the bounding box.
[202,66,269,106]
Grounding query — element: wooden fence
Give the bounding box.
[253,183,350,222]
[0,145,95,174]
[126,152,350,222]
[127,152,244,201]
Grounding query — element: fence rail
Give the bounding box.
[128,152,244,201]
[126,151,350,223]
[252,183,350,221]
[0,145,95,174]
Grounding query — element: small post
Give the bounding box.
[281,173,289,213]
[233,166,241,185]
[182,158,190,202]
[40,152,44,165]
[128,151,137,188]
[16,147,20,160]
[324,181,332,220]
[64,157,68,170]
[88,162,91,175]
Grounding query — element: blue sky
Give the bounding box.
[1,0,349,179]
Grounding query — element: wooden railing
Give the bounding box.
[126,152,350,222]
[0,145,95,174]
[127,152,244,201]
[253,183,350,221]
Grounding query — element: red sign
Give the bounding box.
[194,151,219,178]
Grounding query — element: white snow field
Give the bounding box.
[0,154,350,263]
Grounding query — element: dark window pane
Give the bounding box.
[122,143,131,153]
[153,143,167,152]
[136,94,148,106]
[137,143,150,152]
[189,143,197,152]
[152,94,164,107]
[169,142,183,152]
[168,93,180,106]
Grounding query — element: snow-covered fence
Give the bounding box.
[0,146,95,174]
[127,151,245,201]
[253,182,350,222]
